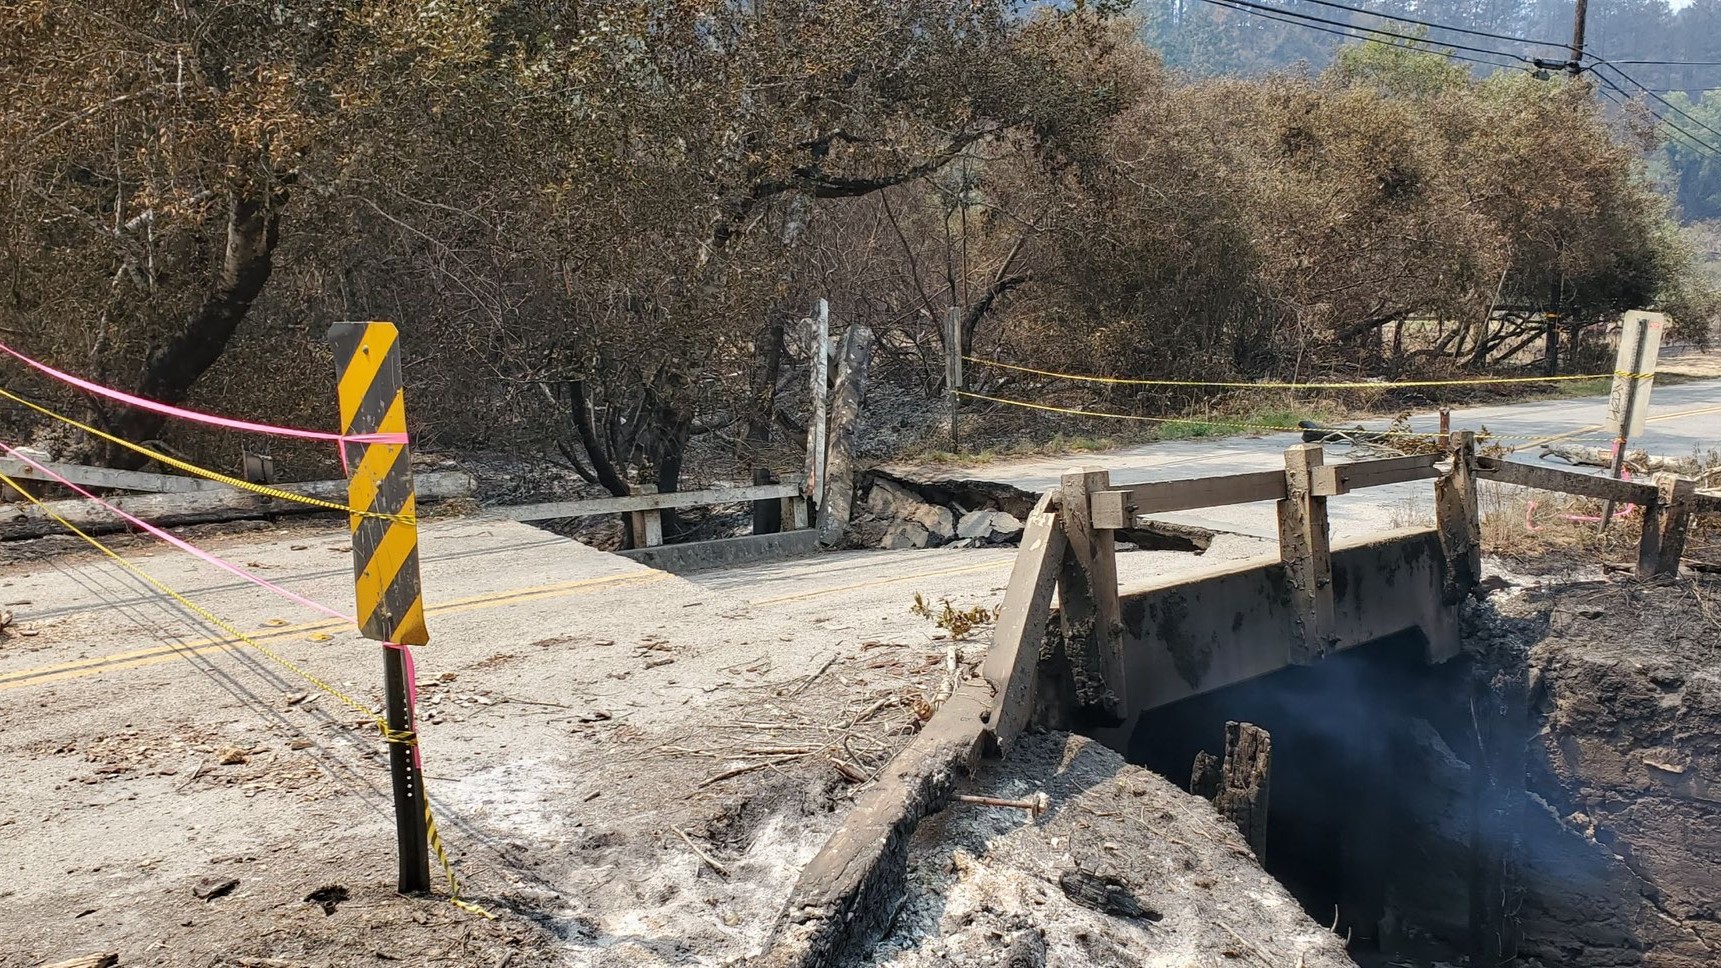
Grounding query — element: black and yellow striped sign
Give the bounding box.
[329,321,429,646]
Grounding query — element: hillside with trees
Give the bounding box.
[1,1,1715,498]
[1145,0,1721,222]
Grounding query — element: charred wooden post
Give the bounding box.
[1435,431,1482,604]
[815,323,873,548]
[629,484,664,548]
[981,490,1067,753]
[1637,473,1696,578]
[781,493,810,531]
[1190,750,1221,801]
[1215,721,1271,861]
[1048,468,1126,727]
[1278,444,1334,663]
[1466,659,1528,964]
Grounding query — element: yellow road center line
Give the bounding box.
[1647,403,1721,422]
[1517,402,1721,449]
[0,570,666,689]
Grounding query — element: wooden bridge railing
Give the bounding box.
[773,433,1719,966]
[982,433,1718,753]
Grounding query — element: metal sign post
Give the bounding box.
[1600,311,1665,530]
[328,320,431,894]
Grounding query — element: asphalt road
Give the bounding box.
[1,376,1715,962]
[893,377,1721,539]
[5,376,1718,700]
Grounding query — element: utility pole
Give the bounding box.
[1567,0,1588,76]
[944,306,962,454]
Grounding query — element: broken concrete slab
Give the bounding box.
[867,478,922,517]
[881,520,933,550]
[956,509,1023,543]
[904,504,957,542]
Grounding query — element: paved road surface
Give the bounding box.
[4,377,1716,704]
[1,376,1714,961]
[892,378,1721,539]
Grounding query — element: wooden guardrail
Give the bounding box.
[0,470,476,540]
[987,432,1719,750]
[477,480,811,548]
[0,456,228,494]
[1090,453,1442,526]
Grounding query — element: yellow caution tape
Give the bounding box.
[0,386,413,525]
[426,803,494,918]
[964,357,1646,389]
[0,467,481,915]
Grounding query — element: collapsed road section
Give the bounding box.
[757,435,1721,967]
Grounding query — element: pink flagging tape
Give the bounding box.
[0,443,354,624]
[0,341,405,447]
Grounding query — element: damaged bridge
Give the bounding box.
[754,431,1718,966]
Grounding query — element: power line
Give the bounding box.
[1601,59,1721,67]
[1184,0,1721,157]
[1591,70,1721,155]
[1193,0,1534,67]
[1592,61,1721,146]
[1277,0,1569,51]
[1192,0,1529,71]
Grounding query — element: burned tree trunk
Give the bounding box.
[745,311,787,452]
[104,186,288,469]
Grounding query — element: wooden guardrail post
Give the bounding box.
[780,492,810,530]
[981,490,1066,753]
[629,484,663,548]
[1278,444,1334,663]
[1637,473,1695,578]
[1435,431,1482,604]
[1051,468,1126,725]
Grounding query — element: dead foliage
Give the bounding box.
[910,593,999,641]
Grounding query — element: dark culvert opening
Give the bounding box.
[1127,631,1517,967]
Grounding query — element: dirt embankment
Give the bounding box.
[1512,579,1721,966]
[1403,576,1721,968]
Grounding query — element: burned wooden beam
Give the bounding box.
[982,490,1066,754]
[1215,721,1272,862]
